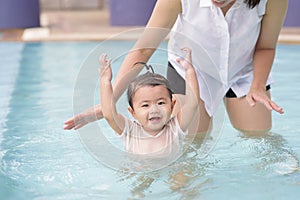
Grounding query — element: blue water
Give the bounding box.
[0,41,300,200]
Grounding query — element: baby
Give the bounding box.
[99,48,200,156]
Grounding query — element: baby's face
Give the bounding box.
[128,85,174,136]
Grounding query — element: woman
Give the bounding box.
[64,0,287,136]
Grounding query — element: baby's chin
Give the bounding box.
[145,124,165,135]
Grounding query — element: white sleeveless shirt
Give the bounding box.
[168,0,272,116]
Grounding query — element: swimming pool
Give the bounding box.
[0,41,300,199]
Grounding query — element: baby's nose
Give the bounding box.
[149,104,159,113]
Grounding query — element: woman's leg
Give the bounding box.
[173,94,211,134]
[224,90,272,136]
[192,96,212,134]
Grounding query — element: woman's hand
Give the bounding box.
[246,86,284,114]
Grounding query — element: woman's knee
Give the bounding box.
[225,96,272,136]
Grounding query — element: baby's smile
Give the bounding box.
[149,116,162,124]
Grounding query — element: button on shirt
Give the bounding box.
[168,0,272,116]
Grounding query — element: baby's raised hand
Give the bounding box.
[176,47,193,71]
[99,54,112,82]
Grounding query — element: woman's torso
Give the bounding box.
[168,0,271,116]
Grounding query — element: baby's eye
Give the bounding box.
[141,104,149,107]
[158,101,166,105]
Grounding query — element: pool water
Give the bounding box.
[0,41,300,199]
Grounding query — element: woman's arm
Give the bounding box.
[246,0,287,114]
[176,48,200,132]
[64,0,182,130]
[112,0,182,100]
[99,55,125,135]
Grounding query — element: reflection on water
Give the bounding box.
[116,144,217,200]
[246,132,299,175]
[115,130,300,199]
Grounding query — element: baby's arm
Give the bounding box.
[99,54,125,135]
[176,48,200,132]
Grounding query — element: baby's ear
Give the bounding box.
[171,98,176,110]
[128,106,135,116]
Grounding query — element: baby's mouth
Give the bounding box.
[149,116,162,124]
[214,0,229,3]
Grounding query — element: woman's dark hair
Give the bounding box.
[244,0,261,9]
